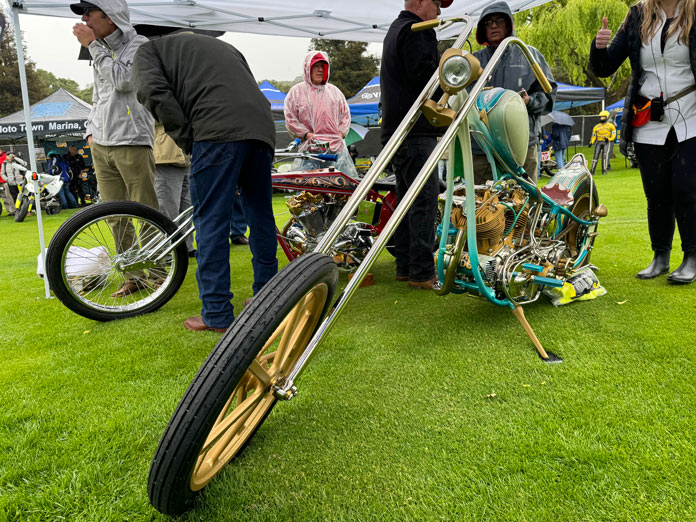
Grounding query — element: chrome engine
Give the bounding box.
[437,178,599,304]
[282,192,375,270]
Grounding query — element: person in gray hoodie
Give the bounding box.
[71,0,159,297]
[471,1,557,184]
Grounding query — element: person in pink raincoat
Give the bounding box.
[284,51,357,177]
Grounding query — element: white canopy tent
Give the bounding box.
[10,0,553,42]
[2,0,555,298]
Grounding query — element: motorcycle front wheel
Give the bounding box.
[14,197,31,222]
[148,253,338,515]
[46,201,188,321]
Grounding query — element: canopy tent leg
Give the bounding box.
[11,5,51,299]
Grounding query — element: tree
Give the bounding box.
[0,25,51,117]
[516,0,633,105]
[308,39,380,98]
[33,69,93,104]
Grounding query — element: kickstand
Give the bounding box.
[511,306,563,363]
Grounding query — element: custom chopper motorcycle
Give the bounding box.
[142,16,607,516]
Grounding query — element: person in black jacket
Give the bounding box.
[381,0,452,290]
[133,32,279,331]
[65,146,86,206]
[471,1,556,184]
[590,0,696,284]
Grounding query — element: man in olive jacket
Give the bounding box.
[134,32,278,333]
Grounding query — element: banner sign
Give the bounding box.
[0,119,87,139]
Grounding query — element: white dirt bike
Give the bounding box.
[14,169,63,222]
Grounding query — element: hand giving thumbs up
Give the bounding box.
[596,17,612,49]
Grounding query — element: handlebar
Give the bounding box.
[412,19,440,31]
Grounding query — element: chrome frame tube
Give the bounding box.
[119,206,195,267]
[314,18,475,254]
[279,34,550,392]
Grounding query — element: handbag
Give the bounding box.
[631,95,652,128]
[631,85,696,128]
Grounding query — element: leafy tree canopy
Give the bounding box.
[0,25,93,117]
[0,25,51,117]
[308,39,380,98]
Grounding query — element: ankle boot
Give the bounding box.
[636,250,670,279]
[667,252,696,284]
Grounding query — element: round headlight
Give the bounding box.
[441,54,471,91]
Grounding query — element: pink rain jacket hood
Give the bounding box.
[284,51,351,153]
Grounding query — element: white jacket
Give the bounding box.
[0,157,28,186]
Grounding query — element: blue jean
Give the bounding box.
[58,182,77,208]
[189,140,278,328]
[556,148,567,170]
[391,136,439,282]
[229,193,247,239]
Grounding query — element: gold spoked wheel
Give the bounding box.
[148,253,338,516]
[190,282,329,490]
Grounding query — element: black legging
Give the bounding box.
[633,128,696,253]
[590,140,611,174]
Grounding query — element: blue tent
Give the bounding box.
[554,82,606,110]
[347,76,380,126]
[606,99,624,111]
[345,78,605,124]
[259,80,286,113]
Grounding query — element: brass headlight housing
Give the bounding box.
[439,49,482,94]
[421,49,483,127]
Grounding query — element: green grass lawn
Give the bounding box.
[1,149,695,521]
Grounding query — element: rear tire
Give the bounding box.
[148,253,338,515]
[14,197,30,222]
[565,177,598,266]
[46,201,188,321]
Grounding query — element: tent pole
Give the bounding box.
[12,4,51,299]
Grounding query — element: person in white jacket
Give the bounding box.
[71,0,158,297]
[0,154,27,215]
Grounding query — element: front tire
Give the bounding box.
[14,197,30,222]
[148,253,338,515]
[45,201,188,321]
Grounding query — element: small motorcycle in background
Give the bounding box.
[14,170,63,222]
[539,147,557,177]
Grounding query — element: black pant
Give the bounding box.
[391,136,439,282]
[633,128,696,253]
[591,140,610,174]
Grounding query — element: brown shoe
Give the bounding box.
[184,316,227,333]
[111,279,147,298]
[243,297,253,308]
[231,235,249,245]
[395,274,409,282]
[408,277,439,290]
